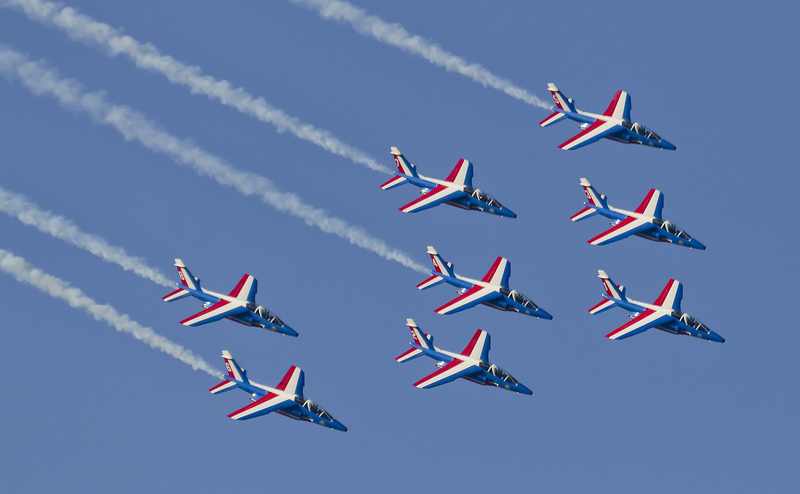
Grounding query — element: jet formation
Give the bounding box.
[540,83,677,151]
[396,320,532,394]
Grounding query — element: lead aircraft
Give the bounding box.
[540,83,676,151]
[380,147,516,217]
[590,270,724,342]
[162,259,297,336]
[209,351,347,431]
[418,247,552,319]
[396,319,532,394]
[571,178,705,249]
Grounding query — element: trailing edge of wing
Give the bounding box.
[413,359,477,389]
[400,185,464,213]
[605,309,673,340]
[227,393,295,420]
[559,120,621,150]
[588,217,653,246]
[434,285,502,315]
[180,300,249,327]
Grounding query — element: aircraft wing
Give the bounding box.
[399,185,465,213]
[413,358,479,389]
[588,217,654,246]
[558,120,622,150]
[605,309,674,340]
[434,285,503,315]
[227,392,296,420]
[180,300,250,327]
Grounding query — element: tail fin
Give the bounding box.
[546,83,576,113]
[221,350,250,384]
[571,178,607,222]
[380,147,418,190]
[396,319,433,363]
[174,259,201,291]
[589,270,627,314]
[417,246,453,290]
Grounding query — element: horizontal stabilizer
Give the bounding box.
[540,111,567,128]
[163,287,191,302]
[417,274,445,290]
[380,175,408,190]
[571,206,597,222]
[209,379,238,394]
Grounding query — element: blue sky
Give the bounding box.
[0,1,798,492]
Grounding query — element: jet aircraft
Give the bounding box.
[571,178,705,249]
[380,147,516,217]
[396,319,532,394]
[209,351,347,430]
[540,83,676,151]
[418,247,552,319]
[589,270,724,342]
[162,259,297,336]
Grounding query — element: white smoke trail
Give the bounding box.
[0,48,428,274]
[290,0,551,109]
[0,185,173,287]
[0,248,224,378]
[4,0,390,174]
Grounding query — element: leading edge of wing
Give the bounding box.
[434,285,502,315]
[559,120,621,151]
[399,185,464,213]
[588,217,653,246]
[413,359,478,389]
[180,300,249,327]
[605,309,673,340]
[227,392,296,420]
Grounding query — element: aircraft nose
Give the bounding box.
[516,383,533,395]
[691,239,706,250]
[330,420,348,432]
[660,139,677,151]
[502,208,518,219]
[709,331,725,343]
[536,308,554,320]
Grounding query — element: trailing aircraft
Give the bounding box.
[380,147,516,217]
[540,83,676,151]
[396,319,532,394]
[418,247,552,319]
[210,351,347,430]
[162,259,297,336]
[571,178,705,249]
[589,270,724,342]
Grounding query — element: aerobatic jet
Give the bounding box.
[380,147,516,217]
[589,270,724,342]
[571,178,705,249]
[209,351,347,430]
[162,259,297,336]
[539,83,676,151]
[396,319,532,394]
[418,246,552,319]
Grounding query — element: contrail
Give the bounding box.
[0,48,428,274]
[4,0,390,174]
[290,0,551,109]
[0,185,173,287]
[0,247,224,379]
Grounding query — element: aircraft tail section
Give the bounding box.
[221,350,250,385]
[396,318,433,363]
[546,83,576,113]
[589,270,627,314]
[540,111,568,128]
[381,147,419,189]
[571,178,607,221]
[174,259,201,291]
[417,246,454,290]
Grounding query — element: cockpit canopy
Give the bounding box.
[678,312,710,333]
[254,306,285,327]
[464,186,503,209]
[478,362,519,385]
[653,218,692,240]
[294,397,333,421]
[622,120,662,142]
